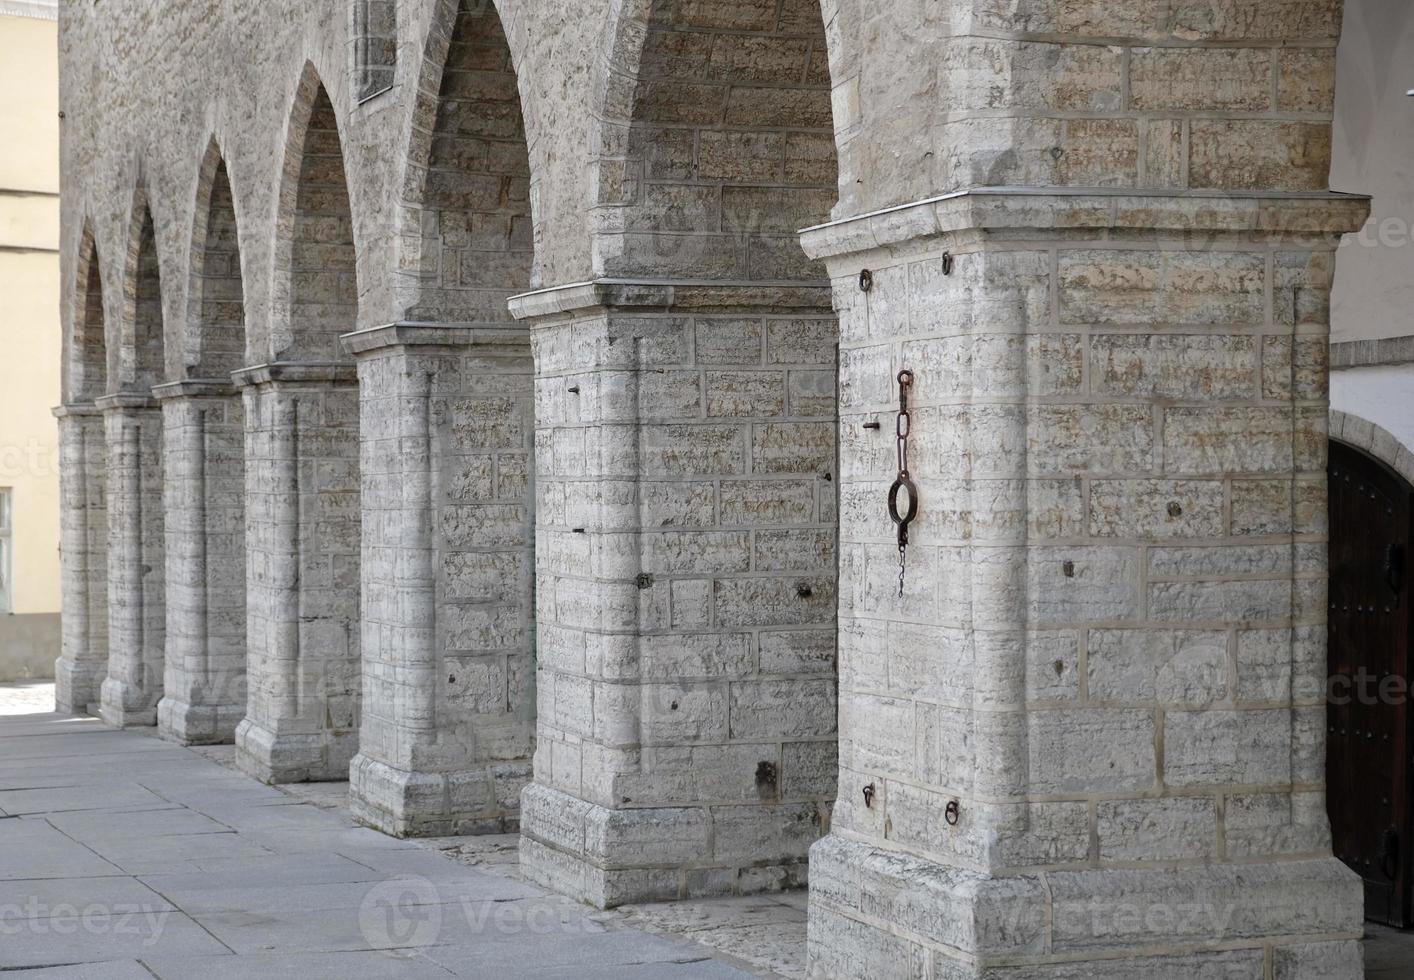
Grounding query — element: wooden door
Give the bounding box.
[1328,439,1413,927]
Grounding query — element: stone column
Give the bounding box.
[234,362,361,783]
[801,189,1369,979]
[154,380,247,744]
[97,392,165,728]
[54,403,108,715]
[345,323,535,837]
[511,281,839,907]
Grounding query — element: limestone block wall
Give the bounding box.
[822,0,1345,217]
[349,327,535,835]
[516,282,839,906]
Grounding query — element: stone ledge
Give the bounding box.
[94,391,158,411]
[1331,334,1414,369]
[507,277,831,321]
[806,833,1362,978]
[799,186,1372,261]
[230,361,359,388]
[339,321,530,356]
[150,378,239,400]
[52,402,103,419]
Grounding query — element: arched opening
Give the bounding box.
[348,0,537,836]
[157,148,249,744]
[55,229,110,715]
[70,229,107,401]
[598,0,837,280]
[130,209,164,389]
[237,71,362,783]
[283,86,359,362]
[191,157,246,378]
[99,201,167,727]
[405,0,532,319]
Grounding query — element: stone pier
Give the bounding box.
[53,403,107,715]
[96,393,165,728]
[154,380,247,744]
[346,323,535,837]
[234,363,361,783]
[513,281,840,907]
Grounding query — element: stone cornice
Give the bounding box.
[1331,335,1414,370]
[52,402,103,419]
[151,379,239,400]
[230,362,358,388]
[799,186,1373,261]
[0,1,57,22]
[506,278,832,322]
[339,321,529,356]
[94,392,157,411]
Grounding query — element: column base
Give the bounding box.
[519,783,814,909]
[156,696,243,745]
[98,677,158,727]
[805,834,1363,980]
[349,754,528,838]
[233,718,357,784]
[54,655,105,715]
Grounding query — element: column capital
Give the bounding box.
[506,277,831,322]
[338,320,529,356]
[230,361,358,388]
[150,379,238,400]
[801,186,1372,262]
[94,391,157,412]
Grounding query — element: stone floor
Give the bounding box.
[5,679,1414,979]
[0,681,770,979]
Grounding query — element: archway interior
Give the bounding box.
[287,87,358,362]
[74,238,107,400]
[615,0,837,279]
[132,209,164,389]
[413,0,534,321]
[195,161,246,377]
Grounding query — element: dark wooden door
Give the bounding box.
[1329,439,1413,927]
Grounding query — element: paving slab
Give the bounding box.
[0,687,755,978]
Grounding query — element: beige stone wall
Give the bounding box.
[0,7,61,651]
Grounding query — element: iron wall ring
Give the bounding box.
[888,474,919,528]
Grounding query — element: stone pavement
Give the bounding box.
[0,682,762,979]
[6,677,1414,980]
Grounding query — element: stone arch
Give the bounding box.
[118,185,166,391]
[185,138,247,379]
[589,0,839,278]
[395,0,535,318]
[269,63,360,362]
[69,222,107,402]
[1330,410,1414,485]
